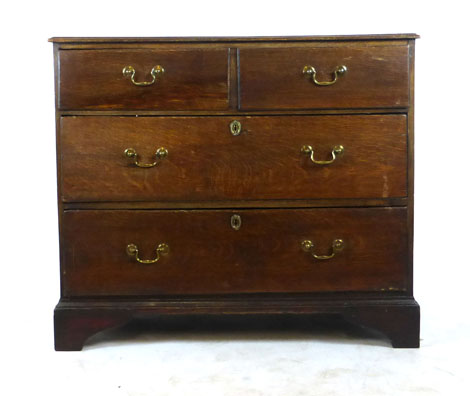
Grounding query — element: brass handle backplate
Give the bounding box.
[301,239,344,260]
[301,145,344,165]
[302,65,347,86]
[124,147,168,168]
[126,243,169,264]
[122,65,164,86]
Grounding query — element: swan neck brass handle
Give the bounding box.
[124,147,168,168]
[301,239,344,260]
[126,243,169,264]
[122,65,164,86]
[301,145,344,165]
[302,65,347,86]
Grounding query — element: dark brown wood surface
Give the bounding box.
[61,207,408,296]
[49,34,419,43]
[406,39,416,294]
[52,35,419,349]
[239,44,409,110]
[60,115,407,202]
[58,49,229,110]
[54,297,420,350]
[63,198,408,210]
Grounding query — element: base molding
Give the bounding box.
[54,296,420,350]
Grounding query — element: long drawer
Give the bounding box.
[61,207,408,296]
[60,115,407,202]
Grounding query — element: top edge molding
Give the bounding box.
[48,34,420,44]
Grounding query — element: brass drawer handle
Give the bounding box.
[302,65,347,86]
[301,145,344,165]
[124,147,168,168]
[126,243,169,264]
[301,239,344,260]
[122,65,164,86]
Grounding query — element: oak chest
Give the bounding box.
[50,34,420,350]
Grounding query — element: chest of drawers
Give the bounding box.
[50,34,420,350]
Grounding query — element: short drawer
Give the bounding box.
[58,49,229,110]
[239,43,409,110]
[61,208,408,296]
[60,115,407,202]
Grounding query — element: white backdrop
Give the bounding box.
[1,1,469,395]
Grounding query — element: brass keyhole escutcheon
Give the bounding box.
[231,214,242,230]
[229,120,242,136]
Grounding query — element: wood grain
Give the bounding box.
[51,35,419,349]
[62,198,408,210]
[60,115,407,202]
[61,207,408,296]
[239,45,409,110]
[54,297,419,350]
[49,34,419,43]
[58,49,229,110]
[57,108,409,116]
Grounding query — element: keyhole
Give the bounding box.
[230,120,242,136]
[231,214,242,230]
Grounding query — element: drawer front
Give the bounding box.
[58,49,229,110]
[60,115,407,202]
[239,44,409,110]
[62,208,408,296]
